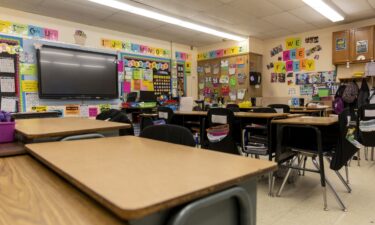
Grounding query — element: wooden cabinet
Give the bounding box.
[332,30,350,64]
[350,26,374,62]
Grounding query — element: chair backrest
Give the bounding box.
[359,104,375,121]
[157,106,174,124]
[207,108,235,135]
[330,108,359,170]
[140,124,196,147]
[96,109,134,136]
[252,107,277,113]
[268,104,290,113]
[226,104,240,112]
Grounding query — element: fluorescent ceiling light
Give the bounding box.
[302,0,344,22]
[88,0,247,41]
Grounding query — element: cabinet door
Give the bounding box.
[350,26,374,62]
[332,30,350,64]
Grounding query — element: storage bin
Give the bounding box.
[0,121,15,143]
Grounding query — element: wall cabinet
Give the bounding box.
[350,26,374,62]
[332,30,350,64]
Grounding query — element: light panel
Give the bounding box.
[88,0,247,41]
[302,0,344,22]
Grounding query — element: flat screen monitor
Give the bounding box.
[139,91,156,102]
[37,45,118,99]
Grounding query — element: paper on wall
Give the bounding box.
[0,77,15,93]
[0,97,17,112]
[25,92,39,111]
[0,57,15,73]
[237,89,246,100]
[80,105,89,118]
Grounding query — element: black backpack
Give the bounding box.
[358,79,370,108]
[96,109,134,136]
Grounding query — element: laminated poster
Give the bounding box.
[65,105,80,116]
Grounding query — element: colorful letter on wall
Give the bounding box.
[283,50,290,61]
[305,59,315,71]
[296,48,305,59]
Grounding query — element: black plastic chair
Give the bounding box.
[268,104,290,113]
[226,104,240,112]
[140,124,196,147]
[276,108,355,211]
[96,109,134,136]
[252,107,277,113]
[203,108,239,155]
[358,104,375,160]
[157,106,174,124]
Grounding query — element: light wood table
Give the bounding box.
[15,117,131,141]
[174,111,289,118]
[290,106,331,117]
[272,116,338,126]
[26,136,277,223]
[0,155,126,225]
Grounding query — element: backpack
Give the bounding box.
[96,109,134,136]
[333,85,346,114]
[358,79,370,108]
[342,81,359,103]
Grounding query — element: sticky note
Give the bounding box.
[20,63,37,75]
[44,28,58,40]
[0,20,12,33]
[89,107,98,117]
[305,59,315,71]
[300,59,307,71]
[22,80,38,92]
[140,45,148,54]
[123,81,131,93]
[216,49,224,58]
[12,23,28,35]
[283,50,290,61]
[111,40,122,50]
[28,25,44,38]
[209,51,216,59]
[286,60,293,72]
[274,61,286,73]
[296,48,305,59]
[289,49,296,60]
[285,37,301,50]
[293,60,300,72]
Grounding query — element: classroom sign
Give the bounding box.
[101,38,171,58]
[0,20,58,40]
[197,45,247,61]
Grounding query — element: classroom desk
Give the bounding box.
[174,111,289,160]
[0,155,126,225]
[15,117,131,142]
[290,106,331,117]
[25,136,277,224]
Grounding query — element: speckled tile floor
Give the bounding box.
[256,152,375,225]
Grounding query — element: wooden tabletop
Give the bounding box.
[174,111,288,119]
[0,156,127,225]
[272,116,338,126]
[290,109,322,113]
[15,117,131,139]
[0,142,26,157]
[26,136,277,220]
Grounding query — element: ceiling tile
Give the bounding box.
[259,29,293,39]
[332,0,373,14]
[103,12,164,30]
[287,23,318,33]
[289,6,331,24]
[203,4,250,25]
[262,12,307,28]
[267,0,306,10]
[232,0,282,18]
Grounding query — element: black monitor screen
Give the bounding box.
[37,45,118,99]
[139,91,156,102]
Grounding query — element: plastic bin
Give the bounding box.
[0,121,15,143]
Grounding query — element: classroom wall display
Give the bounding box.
[101,38,171,58]
[0,20,58,40]
[120,53,171,96]
[0,34,22,113]
[197,54,249,102]
[197,44,248,61]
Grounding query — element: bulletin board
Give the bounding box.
[176,61,186,97]
[197,54,250,102]
[0,34,22,113]
[120,53,171,96]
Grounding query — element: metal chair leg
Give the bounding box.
[276,156,297,197]
[372,147,374,161]
[325,158,351,193]
[357,150,361,166]
[345,165,349,184]
[312,158,347,212]
[268,172,274,197]
[311,158,328,211]
[365,147,368,161]
[302,156,307,176]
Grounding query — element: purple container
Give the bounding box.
[0,121,15,143]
